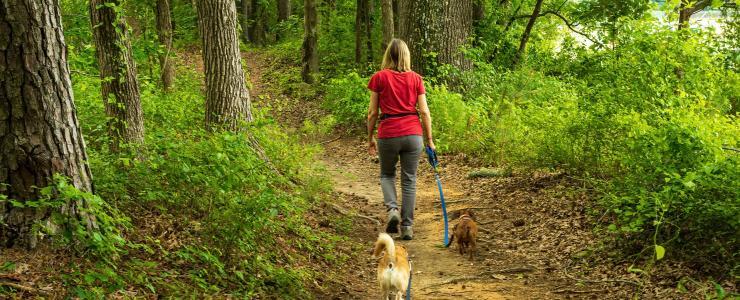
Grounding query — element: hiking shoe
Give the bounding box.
[386,208,400,234]
[401,226,413,240]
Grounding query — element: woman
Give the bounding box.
[367,39,435,240]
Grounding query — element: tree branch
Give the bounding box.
[683,0,712,17]
[513,10,603,47]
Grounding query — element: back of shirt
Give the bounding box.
[367,69,426,139]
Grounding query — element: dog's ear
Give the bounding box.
[468,209,476,221]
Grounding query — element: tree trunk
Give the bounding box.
[513,0,543,67]
[90,0,145,152]
[276,0,291,40]
[392,0,400,34]
[196,0,253,130]
[302,0,319,83]
[398,0,472,75]
[241,0,251,43]
[156,0,176,91]
[472,0,485,46]
[1,0,94,249]
[249,0,267,46]
[678,0,711,30]
[355,0,365,64]
[365,0,374,63]
[278,0,291,22]
[440,0,473,70]
[381,0,394,51]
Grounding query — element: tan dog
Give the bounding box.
[447,209,478,260]
[372,233,410,300]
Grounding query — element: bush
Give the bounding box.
[323,72,370,130]
[66,61,337,297]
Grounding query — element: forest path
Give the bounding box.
[241,49,613,299]
[322,138,529,299]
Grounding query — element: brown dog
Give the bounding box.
[446,209,478,260]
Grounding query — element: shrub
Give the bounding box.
[323,72,370,130]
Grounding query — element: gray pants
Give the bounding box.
[378,135,423,227]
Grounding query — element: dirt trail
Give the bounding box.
[242,49,636,299]
[322,139,553,299]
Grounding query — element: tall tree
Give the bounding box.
[392,0,400,34]
[364,0,374,62]
[156,0,176,91]
[302,0,319,83]
[249,0,267,46]
[277,0,292,40]
[278,0,291,22]
[90,0,145,152]
[355,0,365,63]
[381,0,394,51]
[398,0,473,75]
[196,0,253,130]
[513,0,544,67]
[241,0,251,43]
[1,0,94,249]
[472,0,485,46]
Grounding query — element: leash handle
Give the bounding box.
[425,146,438,169]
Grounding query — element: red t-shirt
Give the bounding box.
[367,69,426,139]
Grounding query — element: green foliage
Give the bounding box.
[323,72,370,129]
[323,14,739,277]
[65,64,333,296]
[2,175,128,259]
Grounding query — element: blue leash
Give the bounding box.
[405,260,412,300]
[425,147,450,247]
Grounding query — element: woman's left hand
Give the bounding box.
[368,139,377,156]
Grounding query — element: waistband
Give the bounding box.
[379,112,419,121]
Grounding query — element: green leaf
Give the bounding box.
[714,282,726,299]
[655,245,665,260]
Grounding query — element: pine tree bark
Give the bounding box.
[302,0,319,83]
[513,0,544,67]
[156,0,175,91]
[90,0,145,152]
[1,0,94,249]
[196,0,253,130]
[381,0,394,51]
[398,0,473,75]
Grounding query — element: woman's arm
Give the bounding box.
[417,94,435,150]
[367,91,380,155]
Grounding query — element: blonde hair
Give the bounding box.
[382,39,412,72]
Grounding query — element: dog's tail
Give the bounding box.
[373,233,396,265]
